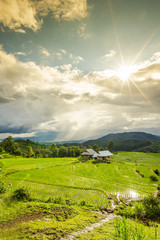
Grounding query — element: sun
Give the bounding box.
[116,64,135,81]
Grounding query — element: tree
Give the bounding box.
[0,144,4,154]
[35,150,41,158]
[0,161,4,179]
[99,147,104,151]
[26,139,32,146]
[51,142,58,157]
[106,140,114,151]
[73,146,81,157]
[92,144,99,152]
[27,146,34,157]
[0,161,5,194]
[2,136,21,156]
[58,146,68,157]
[153,144,160,153]
[68,147,75,157]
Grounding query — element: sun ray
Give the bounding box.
[105,1,159,112]
[107,0,124,64]
[131,30,157,65]
[130,79,158,113]
[127,79,133,98]
[120,78,125,94]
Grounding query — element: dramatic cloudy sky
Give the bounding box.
[0,0,160,141]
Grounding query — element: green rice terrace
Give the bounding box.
[0,152,160,239]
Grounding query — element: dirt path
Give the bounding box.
[61,213,116,240]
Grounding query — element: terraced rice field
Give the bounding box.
[0,152,160,239]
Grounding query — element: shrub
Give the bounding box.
[66,198,71,205]
[150,175,158,181]
[80,200,86,206]
[1,153,13,158]
[115,205,133,218]
[78,156,88,163]
[157,185,160,191]
[11,187,30,201]
[78,156,83,162]
[154,169,160,176]
[53,197,63,204]
[133,202,144,217]
[157,191,160,198]
[142,195,160,219]
[0,181,6,194]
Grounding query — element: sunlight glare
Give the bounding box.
[117,65,135,81]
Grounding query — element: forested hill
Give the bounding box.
[82,132,160,152]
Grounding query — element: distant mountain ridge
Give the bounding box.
[83,132,160,145]
[2,131,160,152]
[82,132,160,152]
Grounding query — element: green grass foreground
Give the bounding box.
[0,152,160,239]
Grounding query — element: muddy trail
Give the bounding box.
[61,213,116,240]
[61,194,141,240]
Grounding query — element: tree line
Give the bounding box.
[0,136,82,158]
[0,136,114,158]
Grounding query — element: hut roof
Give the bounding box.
[87,149,98,155]
[98,150,113,157]
[81,151,91,156]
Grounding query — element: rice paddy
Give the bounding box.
[0,152,160,239]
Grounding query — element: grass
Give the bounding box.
[74,217,160,240]
[0,202,104,240]
[114,217,159,240]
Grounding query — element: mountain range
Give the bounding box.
[82,132,160,152]
[3,131,160,152]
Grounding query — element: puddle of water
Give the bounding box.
[113,189,140,200]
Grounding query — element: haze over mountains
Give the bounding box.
[6,131,159,152]
[12,131,159,143]
[0,131,159,152]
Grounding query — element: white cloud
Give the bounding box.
[0,132,36,140]
[69,53,84,64]
[60,49,67,55]
[36,0,88,22]
[103,50,116,58]
[0,48,159,139]
[39,46,50,56]
[0,0,40,32]
[53,49,84,64]
[14,52,27,56]
[77,22,91,39]
[0,0,89,32]
[14,28,26,33]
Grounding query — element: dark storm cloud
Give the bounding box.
[0,125,30,134]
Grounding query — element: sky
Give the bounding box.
[0,0,160,141]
